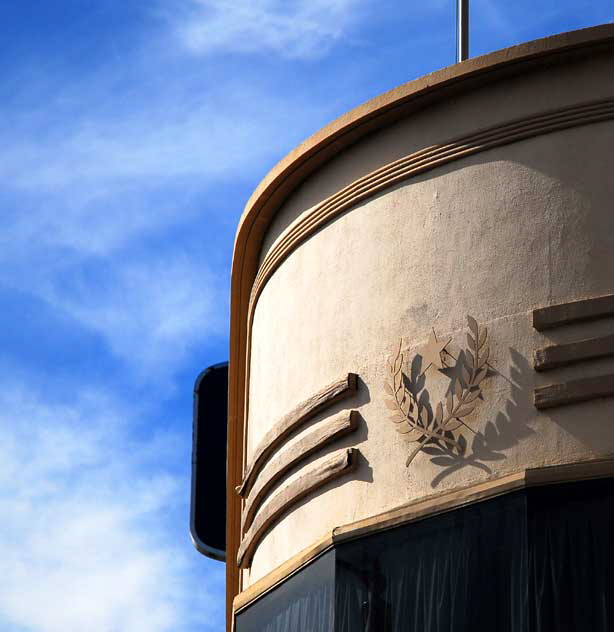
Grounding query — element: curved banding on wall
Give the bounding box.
[241,410,359,532]
[237,448,359,568]
[238,373,358,498]
[226,24,614,628]
[250,99,614,317]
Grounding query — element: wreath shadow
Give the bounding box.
[402,348,534,488]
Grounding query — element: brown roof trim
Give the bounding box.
[225,24,614,629]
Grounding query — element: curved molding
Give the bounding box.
[237,448,358,568]
[250,98,614,318]
[242,410,358,532]
[238,373,357,498]
[233,457,614,616]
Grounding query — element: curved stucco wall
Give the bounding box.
[231,29,614,595]
[258,52,614,262]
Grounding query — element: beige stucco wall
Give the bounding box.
[242,49,614,586]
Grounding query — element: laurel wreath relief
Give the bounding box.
[384,316,491,467]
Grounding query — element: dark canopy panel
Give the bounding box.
[236,477,614,631]
[236,552,335,632]
[190,362,228,561]
[335,491,528,632]
[528,479,614,632]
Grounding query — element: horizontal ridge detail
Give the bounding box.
[250,99,614,319]
[534,333,614,371]
[534,373,614,409]
[533,293,614,331]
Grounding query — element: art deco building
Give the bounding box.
[218,24,614,631]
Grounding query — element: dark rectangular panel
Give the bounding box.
[235,550,335,632]
[190,362,228,561]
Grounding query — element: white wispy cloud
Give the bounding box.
[170,0,366,59]
[41,253,228,378]
[0,66,328,376]
[0,242,226,380]
[0,33,338,379]
[0,384,224,632]
[0,84,320,193]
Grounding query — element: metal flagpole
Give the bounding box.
[456,0,469,62]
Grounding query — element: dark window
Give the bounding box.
[236,477,614,632]
[236,551,335,632]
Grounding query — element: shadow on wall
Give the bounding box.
[348,376,374,484]
[390,347,534,488]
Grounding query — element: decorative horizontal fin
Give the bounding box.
[534,333,614,371]
[534,373,614,410]
[533,294,614,331]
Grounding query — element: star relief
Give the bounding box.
[384,315,493,469]
[421,329,452,373]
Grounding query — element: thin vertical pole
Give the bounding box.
[456,0,469,62]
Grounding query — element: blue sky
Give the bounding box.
[0,2,612,631]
